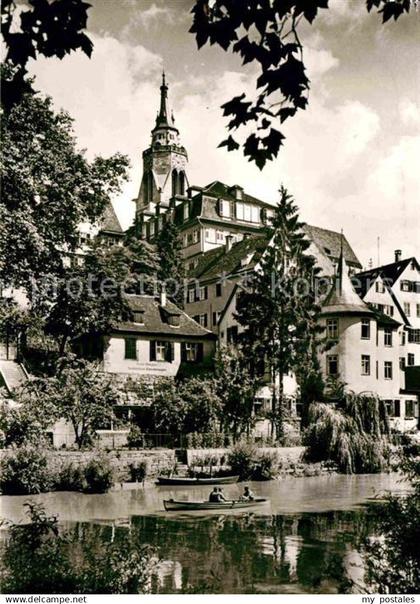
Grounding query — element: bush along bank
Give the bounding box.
[227,442,337,481]
[0,446,117,495]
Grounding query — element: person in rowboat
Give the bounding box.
[209,487,219,502]
[209,487,227,502]
[240,486,255,501]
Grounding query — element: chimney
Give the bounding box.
[160,287,166,307]
[226,235,234,252]
[394,249,402,263]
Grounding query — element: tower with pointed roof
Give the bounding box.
[136,73,189,233]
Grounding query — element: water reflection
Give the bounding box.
[63,509,374,594]
[1,474,406,594]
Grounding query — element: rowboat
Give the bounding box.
[156,475,239,486]
[163,498,268,511]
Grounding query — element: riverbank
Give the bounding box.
[0,472,410,526]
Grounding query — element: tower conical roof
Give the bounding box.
[322,250,373,316]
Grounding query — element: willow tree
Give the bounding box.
[304,393,391,473]
[235,186,323,438]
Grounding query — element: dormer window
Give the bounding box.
[219,199,231,218]
[133,311,144,324]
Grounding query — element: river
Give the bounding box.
[0,473,409,593]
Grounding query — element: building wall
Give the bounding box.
[102,333,214,378]
[319,315,400,398]
[185,279,237,334]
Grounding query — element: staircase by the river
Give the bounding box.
[0,359,29,393]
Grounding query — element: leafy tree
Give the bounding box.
[43,236,159,355]
[1,502,157,593]
[235,186,322,438]
[303,392,391,473]
[1,0,93,112]
[215,345,260,439]
[155,220,185,307]
[0,93,129,292]
[363,449,420,593]
[11,356,119,448]
[190,0,412,168]
[151,376,222,436]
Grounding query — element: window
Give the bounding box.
[384,328,393,347]
[385,400,400,417]
[181,342,203,362]
[171,170,177,196]
[404,302,411,316]
[326,318,338,340]
[187,232,193,245]
[216,283,222,297]
[183,203,189,221]
[227,325,239,343]
[399,357,406,370]
[183,234,188,248]
[236,202,260,223]
[212,311,220,326]
[384,305,394,316]
[195,314,207,327]
[205,228,215,243]
[408,353,415,366]
[384,361,393,380]
[216,230,224,242]
[361,355,371,376]
[361,319,370,340]
[179,172,185,196]
[375,281,385,293]
[417,304,420,318]
[327,355,339,376]
[408,329,420,343]
[124,338,137,360]
[150,341,174,363]
[400,280,411,292]
[187,288,195,303]
[219,200,231,218]
[400,330,406,346]
[198,286,208,301]
[193,229,200,243]
[405,400,415,418]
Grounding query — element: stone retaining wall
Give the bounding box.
[0,448,176,481]
[186,446,305,466]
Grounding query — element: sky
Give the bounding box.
[27,0,420,269]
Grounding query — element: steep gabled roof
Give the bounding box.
[303,224,361,268]
[99,201,123,235]
[114,295,216,338]
[355,257,419,291]
[188,234,269,281]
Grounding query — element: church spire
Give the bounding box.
[157,71,169,126]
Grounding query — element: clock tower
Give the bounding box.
[136,73,188,231]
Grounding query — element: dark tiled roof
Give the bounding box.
[367,305,401,328]
[355,258,419,294]
[115,295,215,338]
[188,234,269,281]
[99,201,123,234]
[203,181,274,208]
[303,225,361,268]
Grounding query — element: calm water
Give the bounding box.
[0,473,409,594]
